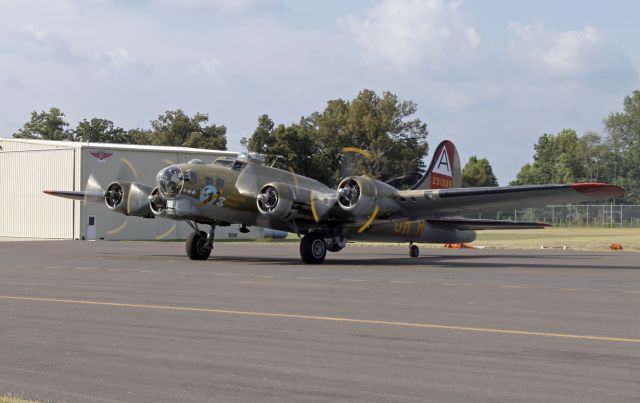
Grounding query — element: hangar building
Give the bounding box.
[0,138,264,240]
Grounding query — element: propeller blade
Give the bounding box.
[84,174,106,205]
[341,147,373,178]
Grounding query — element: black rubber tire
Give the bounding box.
[300,233,327,264]
[186,231,211,260]
[409,244,420,258]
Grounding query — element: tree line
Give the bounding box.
[10,88,639,201]
[511,90,640,203]
[12,108,227,150]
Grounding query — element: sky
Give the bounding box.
[1,0,639,184]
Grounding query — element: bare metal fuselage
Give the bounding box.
[160,160,476,245]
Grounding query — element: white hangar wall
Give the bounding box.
[0,147,79,238]
[0,139,264,240]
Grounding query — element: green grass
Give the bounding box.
[471,227,640,252]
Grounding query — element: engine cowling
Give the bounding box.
[256,182,294,220]
[337,176,377,217]
[105,181,155,218]
[149,186,168,216]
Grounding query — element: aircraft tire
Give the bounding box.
[186,230,212,260]
[410,244,420,258]
[300,233,327,264]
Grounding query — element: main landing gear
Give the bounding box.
[300,232,327,264]
[299,231,346,264]
[186,224,215,260]
[409,243,420,258]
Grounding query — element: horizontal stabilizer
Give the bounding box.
[427,217,550,230]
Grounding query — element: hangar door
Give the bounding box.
[0,148,76,238]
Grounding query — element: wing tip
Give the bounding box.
[570,183,625,198]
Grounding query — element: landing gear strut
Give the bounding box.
[409,243,420,258]
[186,225,215,260]
[300,232,327,264]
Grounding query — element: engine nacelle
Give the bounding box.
[256,182,295,220]
[149,187,168,216]
[105,181,155,218]
[337,176,377,217]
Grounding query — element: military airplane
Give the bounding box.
[44,140,624,263]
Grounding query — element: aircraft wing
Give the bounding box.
[43,189,105,202]
[399,183,624,220]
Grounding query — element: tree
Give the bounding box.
[245,114,276,153]
[149,110,227,150]
[13,107,72,140]
[245,90,429,188]
[72,118,129,143]
[603,90,640,203]
[462,156,498,187]
[127,128,153,145]
[313,90,428,187]
[511,129,594,185]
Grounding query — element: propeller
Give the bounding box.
[83,157,175,238]
[83,174,108,206]
[306,146,374,224]
[340,147,373,179]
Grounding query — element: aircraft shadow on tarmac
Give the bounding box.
[148,252,639,270]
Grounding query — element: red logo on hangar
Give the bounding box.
[89,151,114,162]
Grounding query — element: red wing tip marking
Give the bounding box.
[43,190,53,195]
[570,183,625,198]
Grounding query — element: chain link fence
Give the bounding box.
[471,205,640,228]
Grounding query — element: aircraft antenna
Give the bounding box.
[270,155,284,167]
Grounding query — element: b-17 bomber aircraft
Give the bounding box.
[45,140,624,264]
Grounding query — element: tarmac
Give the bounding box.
[0,240,639,403]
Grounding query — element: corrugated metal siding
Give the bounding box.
[0,148,75,238]
[0,138,238,155]
[0,139,74,152]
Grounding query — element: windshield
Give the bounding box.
[157,165,184,197]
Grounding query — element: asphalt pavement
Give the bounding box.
[0,241,639,402]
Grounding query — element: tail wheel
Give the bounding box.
[300,233,327,264]
[409,244,420,258]
[186,231,211,260]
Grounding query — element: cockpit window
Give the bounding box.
[212,158,234,168]
[232,161,245,170]
[157,165,184,197]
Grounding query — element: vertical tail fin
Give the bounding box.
[410,140,461,190]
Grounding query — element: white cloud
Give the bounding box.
[465,27,480,49]
[72,0,283,14]
[342,0,481,73]
[507,21,635,79]
[191,57,223,79]
[168,0,282,13]
[92,48,152,79]
[16,23,80,62]
[443,92,471,108]
[22,24,47,41]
